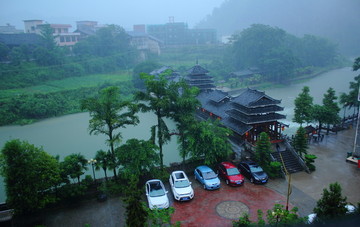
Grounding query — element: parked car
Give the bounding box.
[218,162,245,186]
[169,170,194,201]
[238,161,268,184]
[194,165,220,190]
[145,179,169,209]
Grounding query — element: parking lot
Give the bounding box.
[41,128,360,227]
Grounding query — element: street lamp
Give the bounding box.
[88,158,97,181]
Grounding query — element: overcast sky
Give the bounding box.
[0,0,225,31]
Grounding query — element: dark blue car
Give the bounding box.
[238,161,268,184]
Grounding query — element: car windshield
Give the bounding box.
[203,171,217,180]
[226,167,240,176]
[174,179,190,188]
[250,165,263,173]
[149,182,165,197]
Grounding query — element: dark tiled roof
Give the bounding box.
[186,75,214,81]
[187,65,209,75]
[197,90,230,118]
[0,33,42,46]
[222,117,253,135]
[226,109,286,124]
[232,103,284,115]
[232,88,281,107]
[207,90,229,103]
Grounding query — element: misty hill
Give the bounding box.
[196,0,360,56]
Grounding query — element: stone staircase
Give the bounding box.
[271,149,304,174]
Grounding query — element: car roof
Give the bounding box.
[171,170,187,180]
[240,161,258,166]
[220,161,237,169]
[196,165,213,172]
[146,179,162,184]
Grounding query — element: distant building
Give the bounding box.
[75,21,105,39]
[23,20,80,47]
[0,33,42,48]
[0,24,23,34]
[147,22,217,46]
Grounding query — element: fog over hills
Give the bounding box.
[196,0,360,56]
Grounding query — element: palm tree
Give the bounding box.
[94,149,111,181]
[61,153,88,184]
[81,86,139,178]
[135,73,174,169]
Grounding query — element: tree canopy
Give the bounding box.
[0,139,61,214]
[293,86,314,125]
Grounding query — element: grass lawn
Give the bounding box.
[0,71,132,98]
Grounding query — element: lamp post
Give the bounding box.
[88,159,97,181]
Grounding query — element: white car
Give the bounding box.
[169,170,194,201]
[145,179,169,209]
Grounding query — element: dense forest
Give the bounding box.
[197,0,360,56]
[0,22,346,126]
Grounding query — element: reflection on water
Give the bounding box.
[0,67,357,202]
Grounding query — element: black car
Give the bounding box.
[238,161,268,184]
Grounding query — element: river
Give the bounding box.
[0,67,358,202]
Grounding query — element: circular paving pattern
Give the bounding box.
[215,201,250,219]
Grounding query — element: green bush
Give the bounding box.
[267,161,282,178]
[304,154,317,171]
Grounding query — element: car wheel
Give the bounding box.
[226,179,229,185]
[250,177,254,183]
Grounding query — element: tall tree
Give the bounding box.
[313,182,348,221]
[293,86,313,125]
[81,86,139,178]
[0,139,61,214]
[254,132,273,168]
[124,175,148,227]
[169,80,200,163]
[312,104,328,135]
[187,120,232,166]
[292,126,308,158]
[322,87,341,133]
[135,73,173,169]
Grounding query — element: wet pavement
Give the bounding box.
[40,128,360,227]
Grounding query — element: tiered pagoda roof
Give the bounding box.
[197,88,286,136]
[185,65,215,91]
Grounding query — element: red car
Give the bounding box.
[218,162,245,186]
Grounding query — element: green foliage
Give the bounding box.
[292,127,308,158]
[60,153,88,184]
[135,73,174,169]
[233,204,305,227]
[146,206,176,227]
[124,176,148,227]
[0,139,61,214]
[116,139,159,179]
[311,104,328,134]
[229,24,339,84]
[254,132,272,168]
[266,204,306,226]
[304,154,317,171]
[233,213,251,227]
[81,86,139,178]
[132,61,161,89]
[187,120,233,166]
[98,180,123,195]
[94,149,111,181]
[293,86,313,125]
[268,161,282,179]
[313,182,348,221]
